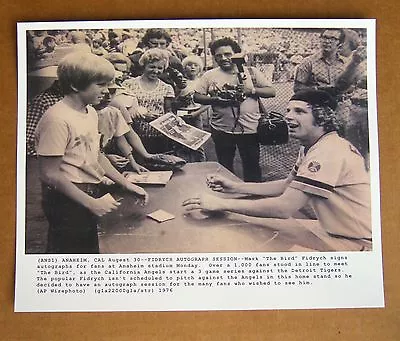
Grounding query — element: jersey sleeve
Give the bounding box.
[290,145,343,198]
[36,116,69,156]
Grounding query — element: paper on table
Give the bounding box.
[124,171,173,185]
[147,209,175,223]
[100,193,116,201]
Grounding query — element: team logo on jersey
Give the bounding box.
[307,161,321,172]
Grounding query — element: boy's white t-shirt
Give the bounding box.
[35,100,105,184]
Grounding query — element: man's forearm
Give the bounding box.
[215,185,309,219]
[219,197,291,219]
[335,61,360,91]
[233,179,289,196]
[251,86,276,99]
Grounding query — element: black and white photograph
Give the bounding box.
[15,19,383,312]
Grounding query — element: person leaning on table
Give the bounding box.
[183,89,372,251]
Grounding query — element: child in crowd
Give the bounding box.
[35,52,148,254]
[94,81,151,173]
[175,54,209,162]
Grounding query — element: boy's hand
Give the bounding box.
[206,174,238,193]
[130,160,149,174]
[89,194,121,217]
[124,182,149,205]
[107,154,129,168]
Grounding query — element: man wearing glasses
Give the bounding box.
[293,29,362,95]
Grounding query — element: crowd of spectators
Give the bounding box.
[27,27,365,80]
[27,27,369,165]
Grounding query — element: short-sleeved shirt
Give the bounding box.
[97,105,130,150]
[35,100,105,184]
[289,132,371,239]
[195,66,271,134]
[122,77,175,118]
[26,81,63,156]
[294,52,347,91]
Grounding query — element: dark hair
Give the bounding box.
[311,105,341,133]
[321,29,345,44]
[141,28,172,47]
[42,36,55,47]
[290,89,340,132]
[209,37,241,55]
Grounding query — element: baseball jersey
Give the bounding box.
[289,132,371,239]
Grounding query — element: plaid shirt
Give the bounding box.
[294,52,347,92]
[26,81,63,156]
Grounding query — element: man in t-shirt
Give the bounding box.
[194,37,276,182]
[183,89,372,251]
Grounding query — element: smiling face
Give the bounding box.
[213,45,235,71]
[285,100,325,145]
[143,60,165,80]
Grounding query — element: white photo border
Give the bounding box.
[15,19,383,312]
